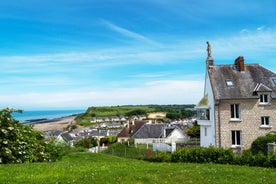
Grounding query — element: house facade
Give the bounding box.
[197,42,276,150]
[133,123,189,144]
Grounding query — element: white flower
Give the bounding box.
[7,127,14,131]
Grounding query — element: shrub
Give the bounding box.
[264,153,276,168]
[100,136,117,146]
[0,108,70,164]
[171,146,235,165]
[74,137,97,149]
[251,134,276,155]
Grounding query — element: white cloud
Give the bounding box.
[100,19,162,47]
[0,79,204,110]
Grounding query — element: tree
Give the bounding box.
[0,108,68,164]
[74,137,97,149]
[186,121,200,138]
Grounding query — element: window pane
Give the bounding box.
[266,117,269,125]
[236,131,241,145]
[260,95,264,102]
[261,117,264,125]
[231,104,235,118]
[231,131,235,145]
[264,95,268,102]
[235,104,240,118]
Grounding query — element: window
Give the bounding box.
[232,130,241,146]
[197,108,210,120]
[259,94,270,105]
[230,104,240,119]
[226,80,234,87]
[260,94,268,103]
[261,116,270,127]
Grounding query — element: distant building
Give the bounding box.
[147,112,166,119]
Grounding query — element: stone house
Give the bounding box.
[196,42,276,150]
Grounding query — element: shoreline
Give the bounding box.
[32,115,78,132]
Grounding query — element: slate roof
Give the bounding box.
[209,64,276,100]
[117,120,148,138]
[60,132,74,142]
[132,124,164,138]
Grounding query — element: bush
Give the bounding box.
[251,134,276,155]
[0,108,70,164]
[264,153,276,168]
[100,136,117,146]
[171,147,235,164]
[45,140,72,161]
[74,137,97,149]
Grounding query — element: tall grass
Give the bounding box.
[1,152,276,184]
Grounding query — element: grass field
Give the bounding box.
[0,152,275,184]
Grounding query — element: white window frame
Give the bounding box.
[259,93,270,105]
[231,130,242,147]
[230,104,240,121]
[260,116,271,128]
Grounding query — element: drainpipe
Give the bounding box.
[217,100,221,148]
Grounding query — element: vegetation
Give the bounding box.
[74,137,98,149]
[102,142,151,159]
[251,134,276,155]
[186,121,200,138]
[0,108,70,164]
[76,105,196,125]
[100,136,117,146]
[1,152,276,184]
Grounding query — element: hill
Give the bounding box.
[76,104,196,126]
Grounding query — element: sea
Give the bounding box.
[12,109,85,123]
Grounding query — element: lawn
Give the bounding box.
[0,152,275,184]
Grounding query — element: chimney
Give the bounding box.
[235,56,245,71]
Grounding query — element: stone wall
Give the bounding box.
[215,99,276,149]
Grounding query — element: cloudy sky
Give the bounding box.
[1,0,276,110]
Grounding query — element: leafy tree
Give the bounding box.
[126,109,147,116]
[0,108,69,164]
[74,137,97,148]
[100,136,117,146]
[186,121,200,138]
[166,112,181,120]
[181,109,196,119]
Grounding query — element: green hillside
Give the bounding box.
[76,104,196,126]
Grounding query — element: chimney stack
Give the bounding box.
[235,56,245,71]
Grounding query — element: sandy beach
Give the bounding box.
[33,115,77,132]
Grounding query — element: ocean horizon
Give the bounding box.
[12,109,85,122]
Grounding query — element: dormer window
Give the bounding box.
[259,93,271,105]
[260,94,268,103]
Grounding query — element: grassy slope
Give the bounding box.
[76,106,159,125]
[0,152,275,184]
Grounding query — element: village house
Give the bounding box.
[196,41,276,150]
[117,120,150,142]
[133,123,189,144]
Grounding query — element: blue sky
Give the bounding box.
[1,0,276,110]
